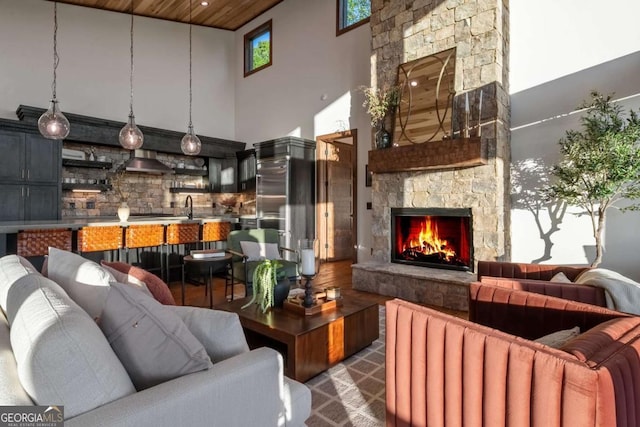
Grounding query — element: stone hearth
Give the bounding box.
[352,262,473,311]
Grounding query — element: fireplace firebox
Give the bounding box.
[391,207,473,271]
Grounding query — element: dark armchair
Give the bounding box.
[227,229,299,296]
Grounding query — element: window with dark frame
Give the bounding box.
[337,0,371,36]
[244,20,272,77]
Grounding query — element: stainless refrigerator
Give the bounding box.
[255,137,316,254]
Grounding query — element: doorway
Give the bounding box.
[316,130,358,263]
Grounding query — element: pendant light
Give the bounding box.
[119,0,144,150]
[181,0,201,155]
[38,1,70,140]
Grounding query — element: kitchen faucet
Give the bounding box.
[185,195,193,220]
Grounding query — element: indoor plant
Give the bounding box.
[545,91,640,266]
[360,84,400,148]
[241,259,290,313]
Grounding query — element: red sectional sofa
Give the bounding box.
[476,260,607,307]
[386,287,640,427]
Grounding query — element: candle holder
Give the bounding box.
[298,238,319,308]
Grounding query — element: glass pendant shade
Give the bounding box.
[181,124,201,155]
[181,1,200,156]
[119,113,144,150]
[120,0,143,150]
[38,99,70,140]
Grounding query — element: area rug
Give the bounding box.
[305,306,386,427]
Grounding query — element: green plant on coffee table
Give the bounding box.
[241,259,284,313]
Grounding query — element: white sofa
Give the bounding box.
[0,254,311,426]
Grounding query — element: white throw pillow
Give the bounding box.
[551,272,572,283]
[99,282,213,390]
[168,306,249,363]
[47,248,114,320]
[240,241,262,261]
[534,326,581,348]
[264,243,282,260]
[101,263,153,298]
[240,241,282,261]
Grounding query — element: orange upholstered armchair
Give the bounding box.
[476,260,606,307]
[386,290,640,427]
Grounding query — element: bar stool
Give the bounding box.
[202,221,232,250]
[165,223,200,283]
[77,225,124,261]
[17,228,73,257]
[124,224,165,279]
[17,228,72,272]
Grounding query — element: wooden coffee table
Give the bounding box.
[215,292,379,382]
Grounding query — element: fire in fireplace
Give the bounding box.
[391,207,473,271]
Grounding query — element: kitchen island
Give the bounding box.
[0,215,249,259]
[0,215,239,234]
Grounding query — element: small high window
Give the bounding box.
[337,0,371,36]
[244,20,272,77]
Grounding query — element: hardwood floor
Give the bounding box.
[169,259,467,319]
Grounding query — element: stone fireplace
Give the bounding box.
[352,0,510,311]
[391,207,473,271]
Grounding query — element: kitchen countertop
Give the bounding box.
[0,215,243,234]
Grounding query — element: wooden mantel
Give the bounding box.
[368,137,487,173]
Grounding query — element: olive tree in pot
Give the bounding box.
[545,91,640,267]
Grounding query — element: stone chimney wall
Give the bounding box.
[369,0,511,264]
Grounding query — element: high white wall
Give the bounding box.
[233,0,373,261]
[9,0,636,276]
[0,0,235,138]
[510,0,640,279]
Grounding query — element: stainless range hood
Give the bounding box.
[123,149,174,174]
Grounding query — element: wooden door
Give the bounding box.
[317,131,357,263]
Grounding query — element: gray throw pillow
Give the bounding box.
[99,282,213,390]
[534,326,581,349]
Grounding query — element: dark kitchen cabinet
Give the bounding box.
[0,184,59,221]
[208,156,238,193]
[0,185,25,220]
[0,130,61,221]
[26,134,60,183]
[0,131,25,181]
[27,185,60,220]
[237,149,256,192]
[0,131,61,184]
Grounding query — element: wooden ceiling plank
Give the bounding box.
[47,0,284,31]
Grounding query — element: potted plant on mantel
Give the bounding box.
[241,259,290,313]
[361,84,400,149]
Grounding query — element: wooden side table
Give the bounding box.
[182,252,234,308]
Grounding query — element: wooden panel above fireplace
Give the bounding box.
[368,137,487,173]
